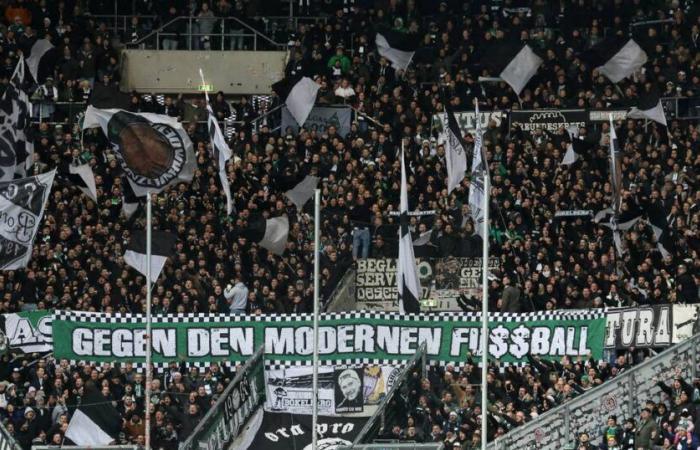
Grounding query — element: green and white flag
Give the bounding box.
[2,310,53,353]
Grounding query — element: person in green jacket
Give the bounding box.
[634,407,658,450]
[327,44,351,75]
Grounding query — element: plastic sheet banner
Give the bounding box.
[355,257,500,311]
[281,105,352,137]
[51,309,605,368]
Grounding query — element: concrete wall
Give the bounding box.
[120,50,286,94]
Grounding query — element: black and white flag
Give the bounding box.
[124,230,176,283]
[442,101,468,194]
[562,127,594,166]
[375,28,419,72]
[272,75,319,127]
[201,70,234,215]
[484,42,543,95]
[0,170,55,269]
[121,177,139,219]
[469,101,486,239]
[0,55,33,180]
[57,163,97,202]
[241,214,290,256]
[25,38,54,83]
[608,115,622,215]
[627,87,667,126]
[285,175,319,211]
[647,202,674,259]
[83,106,196,197]
[581,37,647,83]
[397,146,421,314]
[65,386,122,446]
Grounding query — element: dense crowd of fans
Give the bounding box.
[387,363,700,450]
[0,0,698,449]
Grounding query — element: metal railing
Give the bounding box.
[91,14,158,37]
[488,332,700,450]
[127,16,284,51]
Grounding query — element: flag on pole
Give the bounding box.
[201,69,234,215]
[57,162,97,202]
[442,100,468,194]
[65,385,122,446]
[0,170,55,269]
[647,202,674,259]
[608,115,622,215]
[627,87,667,126]
[285,175,320,211]
[375,28,420,72]
[272,75,319,127]
[581,37,647,83]
[25,38,55,83]
[0,55,34,180]
[124,230,176,283]
[240,214,290,256]
[121,177,139,218]
[482,41,543,95]
[397,145,421,314]
[561,132,594,166]
[469,101,486,239]
[82,106,196,197]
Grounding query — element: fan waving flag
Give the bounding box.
[469,101,486,239]
[627,86,667,126]
[124,230,176,283]
[65,385,122,446]
[240,214,290,256]
[483,41,543,95]
[375,28,420,72]
[272,75,319,127]
[581,37,647,83]
[0,170,55,269]
[201,70,234,215]
[397,146,421,314]
[82,106,196,197]
[442,100,468,194]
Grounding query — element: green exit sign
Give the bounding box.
[197,84,213,92]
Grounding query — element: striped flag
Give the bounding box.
[608,115,622,215]
[65,385,122,446]
[581,37,647,83]
[442,99,468,194]
[397,146,421,314]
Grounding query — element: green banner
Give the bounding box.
[52,310,605,367]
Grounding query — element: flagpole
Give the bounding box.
[481,171,489,450]
[311,188,321,450]
[145,192,152,450]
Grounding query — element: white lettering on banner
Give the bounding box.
[71,328,176,358]
[655,308,670,345]
[531,328,550,355]
[621,310,636,347]
[266,328,295,354]
[636,309,654,346]
[605,312,621,348]
[186,328,254,358]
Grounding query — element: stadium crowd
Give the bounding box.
[0,0,698,449]
[386,362,700,450]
